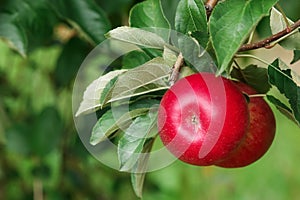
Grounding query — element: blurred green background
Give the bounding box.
[0,0,300,199]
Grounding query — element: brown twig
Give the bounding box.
[239,19,300,52]
[169,53,184,86]
[205,0,219,18]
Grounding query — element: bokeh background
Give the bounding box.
[0,0,300,199]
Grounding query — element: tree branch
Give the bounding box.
[205,0,219,18]
[239,19,300,52]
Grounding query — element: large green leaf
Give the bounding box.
[106,26,168,49]
[118,110,157,172]
[129,0,170,41]
[90,99,159,145]
[75,70,127,117]
[268,59,300,125]
[49,0,111,44]
[107,58,171,103]
[270,7,300,50]
[231,65,271,93]
[175,0,208,46]
[210,0,278,73]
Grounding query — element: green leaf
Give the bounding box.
[90,99,159,145]
[30,107,63,156]
[0,0,58,56]
[270,7,300,50]
[75,70,127,117]
[175,0,208,46]
[291,50,300,64]
[55,37,91,87]
[122,50,152,69]
[118,110,157,172]
[177,36,217,73]
[49,0,111,44]
[129,0,171,41]
[267,95,300,126]
[130,138,155,198]
[0,14,27,57]
[106,26,168,49]
[163,46,178,66]
[268,59,300,125]
[108,58,171,103]
[161,0,180,28]
[210,0,278,73]
[231,65,271,93]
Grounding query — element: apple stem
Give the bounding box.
[169,52,184,86]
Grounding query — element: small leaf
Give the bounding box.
[49,0,111,44]
[177,35,217,73]
[108,58,171,103]
[270,7,300,50]
[291,50,300,64]
[106,26,168,49]
[268,59,300,124]
[163,46,178,66]
[175,0,208,47]
[90,99,159,145]
[131,138,155,198]
[76,70,127,117]
[0,14,27,57]
[122,50,152,69]
[118,111,157,172]
[267,95,299,126]
[231,65,271,93]
[129,0,170,41]
[210,0,278,73]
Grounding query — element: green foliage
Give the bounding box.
[231,65,271,93]
[49,0,111,44]
[270,7,300,50]
[129,0,170,41]
[268,59,300,126]
[209,0,278,73]
[175,0,208,47]
[1,0,300,199]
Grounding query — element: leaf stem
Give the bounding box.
[235,54,270,66]
[238,19,300,51]
[235,54,294,82]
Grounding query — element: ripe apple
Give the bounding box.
[157,72,250,166]
[215,82,276,168]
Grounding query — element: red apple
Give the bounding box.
[157,72,249,166]
[215,82,276,168]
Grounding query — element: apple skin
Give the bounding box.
[215,82,276,168]
[157,73,249,166]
